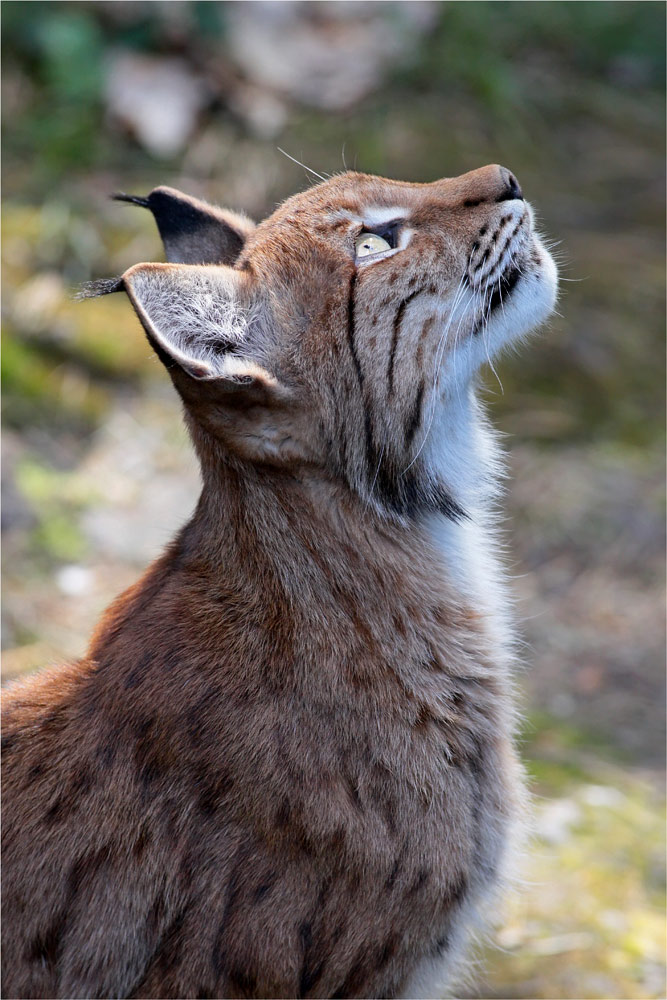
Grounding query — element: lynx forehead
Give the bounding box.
[3,166,556,1000]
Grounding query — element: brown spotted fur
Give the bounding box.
[2,167,556,999]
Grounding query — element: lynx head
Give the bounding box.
[93,168,557,519]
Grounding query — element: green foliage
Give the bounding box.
[15,457,97,563]
[1,328,108,432]
[478,713,666,999]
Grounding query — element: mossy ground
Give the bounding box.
[471,724,666,1000]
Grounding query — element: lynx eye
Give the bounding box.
[355,232,392,257]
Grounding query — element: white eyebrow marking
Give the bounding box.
[336,207,413,264]
[362,205,408,227]
[397,227,414,250]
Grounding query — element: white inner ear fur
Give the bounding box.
[220,355,279,387]
[125,264,252,377]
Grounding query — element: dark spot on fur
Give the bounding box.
[479,224,488,236]
[40,708,67,735]
[446,873,469,907]
[138,757,163,789]
[27,762,46,781]
[464,197,483,207]
[124,667,142,690]
[298,920,326,997]
[154,908,188,976]
[275,796,290,828]
[45,796,65,825]
[295,826,318,858]
[414,703,432,731]
[133,718,178,792]
[211,858,244,977]
[432,933,449,956]
[96,742,117,769]
[1,734,17,754]
[178,851,195,888]
[148,895,167,934]
[253,882,273,902]
[404,380,425,447]
[377,932,400,968]
[68,847,110,896]
[198,773,234,816]
[409,867,430,894]
[331,957,368,999]
[133,828,151,859]
[344,774,363,813]
[329,826,347,855]
[228,967,258,996]
[133,714,155,740]
[163,648,183,673]
[72,769,93,796]
[331,920,345,946]
[434,487,467,522]
[422,656,441,673]
[466,735,485,780]
[392,613,407,638]
[387,286,426,396]
[370,782,398,836]
[28,918,63,968]
[317,878,331,908]
[385,856,402,892]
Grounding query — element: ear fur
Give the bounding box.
[122,262,279,394]
[113,187,255,266]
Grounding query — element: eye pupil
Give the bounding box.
[355,232,392,257]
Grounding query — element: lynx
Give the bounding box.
[2,166,557,999]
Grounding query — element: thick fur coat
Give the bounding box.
[2,167,557,1000]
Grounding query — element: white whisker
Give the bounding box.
[276,148,329,182]
[400,277,472,476]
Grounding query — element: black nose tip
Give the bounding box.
[499,168,523,202]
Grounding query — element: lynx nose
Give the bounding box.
[498,168,523,202]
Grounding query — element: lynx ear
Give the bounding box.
[122,262,278,391]
[113,187,255,266]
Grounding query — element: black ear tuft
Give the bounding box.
[76,276,125,300]
[112,192,150,208]
[111,185,255,267]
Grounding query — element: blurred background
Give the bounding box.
[1,2,665,997]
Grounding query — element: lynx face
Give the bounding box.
[110,167,557,518]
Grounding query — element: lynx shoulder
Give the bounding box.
[2,167,557,999]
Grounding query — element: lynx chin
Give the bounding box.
[2,166,557,999]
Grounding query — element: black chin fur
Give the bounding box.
[372,459,466,522]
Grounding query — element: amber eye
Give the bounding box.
[355,232,392,257]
